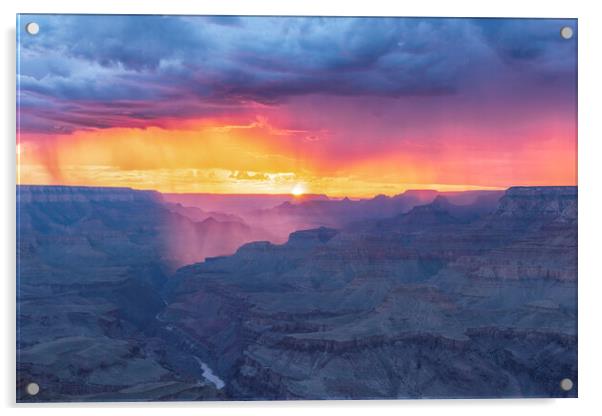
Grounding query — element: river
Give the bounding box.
[193,357,225,390]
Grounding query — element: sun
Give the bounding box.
[291,183,305,196]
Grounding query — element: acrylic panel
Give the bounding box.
[16,15,577,402]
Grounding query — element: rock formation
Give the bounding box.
[17,185,577,401]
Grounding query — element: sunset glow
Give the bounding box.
[291,184,306,196]
[17,16,577,197]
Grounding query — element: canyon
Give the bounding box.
[16,185,577,401]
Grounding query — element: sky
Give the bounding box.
[17,15,577,197]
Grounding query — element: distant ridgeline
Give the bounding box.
[16,185,577,401]
[17,185,162,203]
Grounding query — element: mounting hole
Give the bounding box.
[560,378,574,391]
[25,22,40,36]
[560,26,573,40]
[26,382,40,396]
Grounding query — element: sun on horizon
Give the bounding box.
[291,183,306,196]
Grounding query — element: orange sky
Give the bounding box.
[17,114,577,198]
[16,16,578,198]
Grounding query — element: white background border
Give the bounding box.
[2,1,600,415]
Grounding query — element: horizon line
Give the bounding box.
[16,183,578,199]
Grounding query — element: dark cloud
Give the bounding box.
[17,15,577,134]
[473,19,577,70]
[20,15,204,71]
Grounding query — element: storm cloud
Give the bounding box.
[17,15,577,134]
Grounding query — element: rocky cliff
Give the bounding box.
[16,185,260,401]
[160,186,577,399]
[17,185,577,401]
[494,186,577,222]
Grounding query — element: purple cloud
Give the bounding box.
[17,15,577,134]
